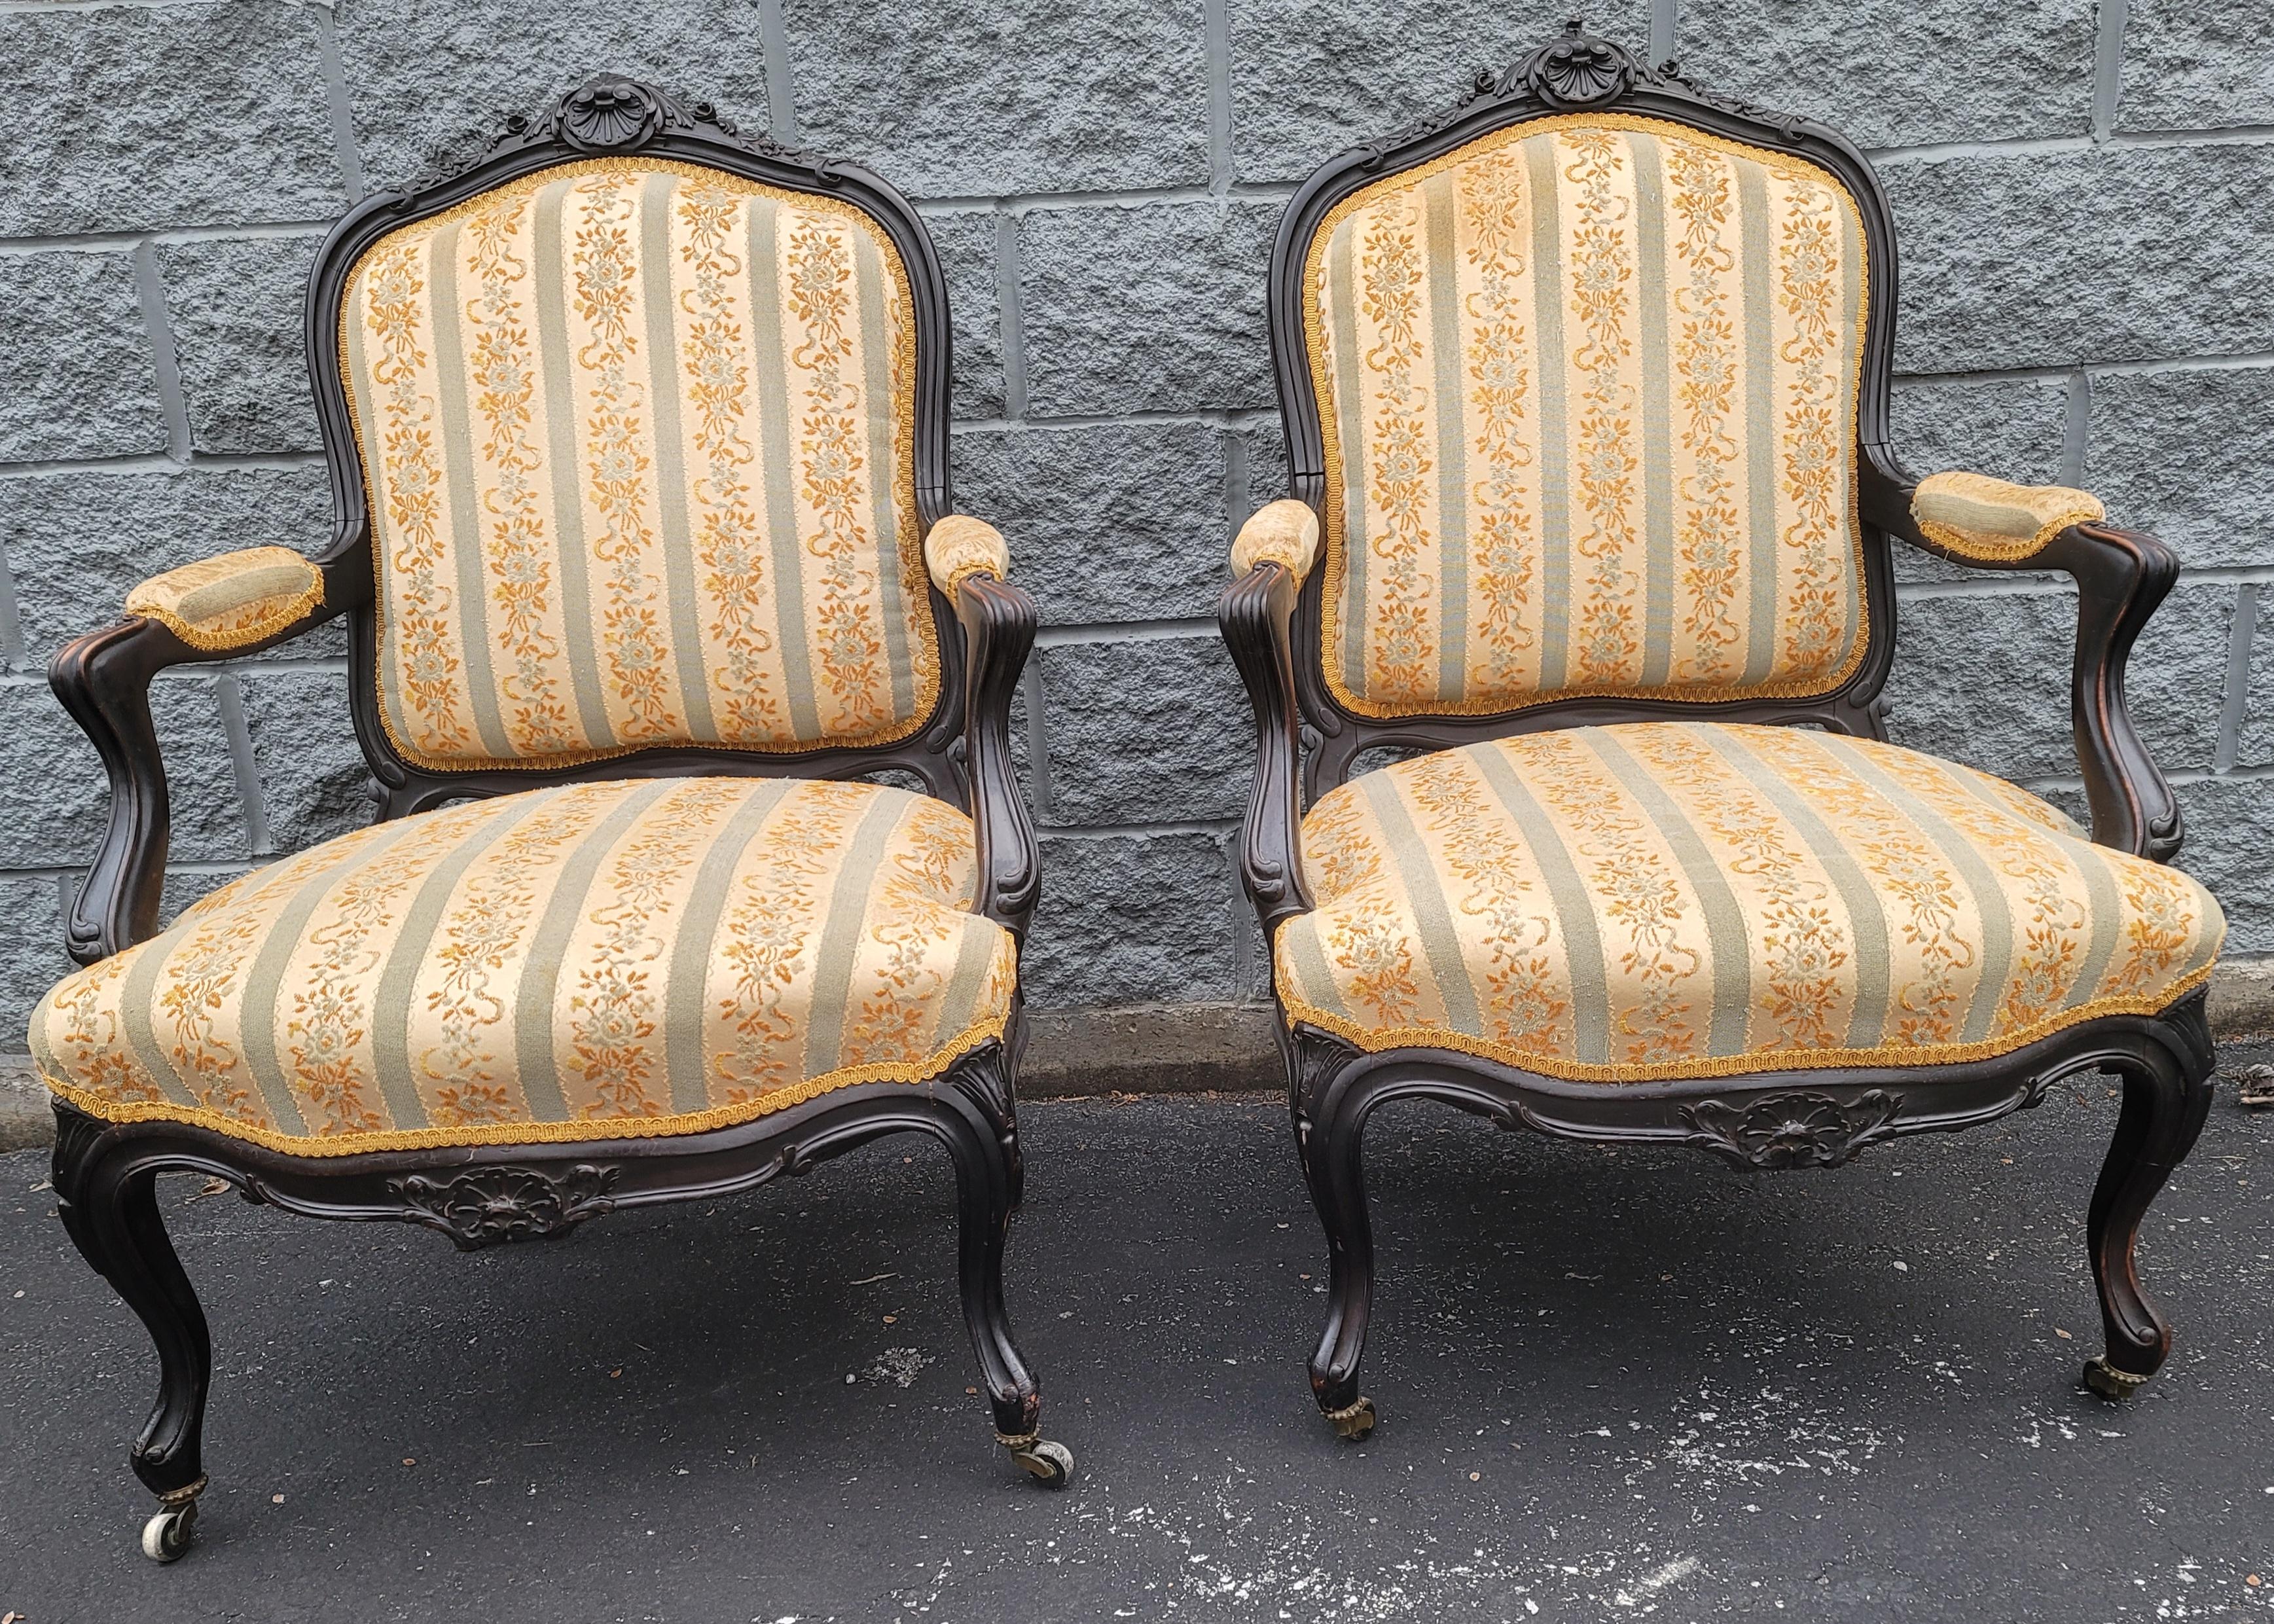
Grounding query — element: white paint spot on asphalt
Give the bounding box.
[861,1346,933,1388]
[1639,1557,1703,1591]
[2017,1407,2080,1449]
[890,1475,1724,1619]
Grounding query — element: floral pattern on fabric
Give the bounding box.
[1275,723,2222,1083]
[1307,114,1871,718]
[339,156,935,771]
[32,778,1014,1156]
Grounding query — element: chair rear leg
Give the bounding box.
[1297,1074,1379,1441]
[2083,1031,2215,1398]
[53,1111,214,1561]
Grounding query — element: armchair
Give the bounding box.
[33,75,1068,1564]
[1222,27,2223,1443]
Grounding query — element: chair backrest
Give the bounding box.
[328,105,945,780]
[1310,113,1866,715]
[1269,30,1897,784]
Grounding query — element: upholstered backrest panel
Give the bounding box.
[342,156,937,770]
[1307,113,1869,717]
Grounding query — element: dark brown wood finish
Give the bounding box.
[45,75,1064,1562]
[1223,24,2214,1441]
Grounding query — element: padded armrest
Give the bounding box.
[124,546,326,652]
[925,515,1011,596]
[1230,499,1322,583]
[56,547,356,964]
[1911,471,2105,565]
[1862,448,2181,864]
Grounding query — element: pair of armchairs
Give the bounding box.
[33,29,2222,1565]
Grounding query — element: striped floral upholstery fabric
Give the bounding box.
[1276,724,2221,1082]
[342,156,937,772]
[32,778,1014,1155]
[1307,114,1868,718]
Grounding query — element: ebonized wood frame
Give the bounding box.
[46,75,1060,1557]
[1220,25,2214,1440]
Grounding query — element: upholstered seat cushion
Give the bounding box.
[1275,723,2221,1082]
[33,778,1015,1155]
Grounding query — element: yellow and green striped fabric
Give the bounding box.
[1307,114,1869,718]
[125,545,324,651]
[1276,723,2220,1082]
[342,156,937,772]
[32,778,1015,1155]
[1913,469,2104,562]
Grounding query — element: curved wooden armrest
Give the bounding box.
[1219,560,1312,936]
[951,572,1040,941]
[50,577,352,965]
[1862,449,2182,863]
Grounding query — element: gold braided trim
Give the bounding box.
[126,552,325,653]
[1274,959,2216,1086]
[1917,515,2098,564]
[1303,111,1874,721]
[38,1010,1008,1160]
[337,154,941,775]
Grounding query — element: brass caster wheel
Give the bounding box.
[1325,1395,1376,1441]
[140,1499,198,1564]
[2083,1356,2150,1400]
[1003,1435,1075,1488]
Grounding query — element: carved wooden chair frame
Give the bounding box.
[1219,26,2214,1441]
[47,75,1066,1562]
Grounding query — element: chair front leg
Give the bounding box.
[936,1046,1072,1486]
[2082,996,2217,1397]
[52,1106,213,1561]
[1289,1026,1379,1441]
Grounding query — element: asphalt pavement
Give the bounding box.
[1,1070,2268,1623]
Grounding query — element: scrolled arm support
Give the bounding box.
[951,573,1041,941]
[1219,559,1312,936]
[50,559,357,965]
[1863,451,2182,863]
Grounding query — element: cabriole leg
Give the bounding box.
[1297,1075,1378,1441]
[937,1097,1072,1488]
[2082,1027,2215,1398]
[52,1108,214,1561]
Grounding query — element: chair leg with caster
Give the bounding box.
[2083,1023,2215,1400]
[53,1110,217,1562]
[939,1072,1074,1489]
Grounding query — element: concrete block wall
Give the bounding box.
[3,0,2271,1056]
